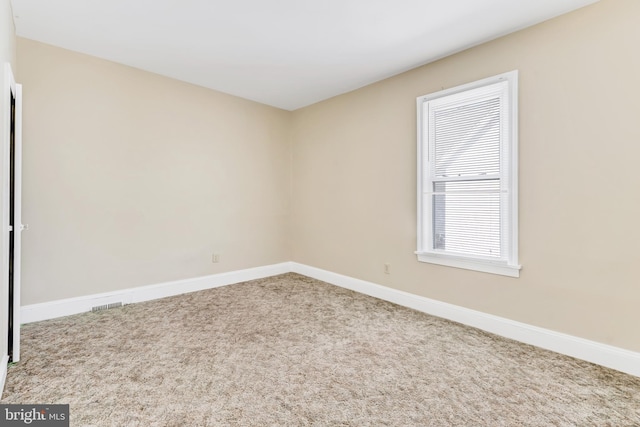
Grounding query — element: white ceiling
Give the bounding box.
[11,0,598,110]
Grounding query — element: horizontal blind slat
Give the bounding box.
[433,95,501,179]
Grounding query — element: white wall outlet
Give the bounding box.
[212,253,220,263]
[384,263,391,274]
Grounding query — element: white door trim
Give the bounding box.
[2,63,21,366]
[11,82,22,362]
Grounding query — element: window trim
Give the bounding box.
[416,71,521,277]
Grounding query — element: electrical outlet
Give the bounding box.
[212,253,220,263]
[384,263,391,274]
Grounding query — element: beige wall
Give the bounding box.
[0,0,16,360]
[17,38,292,305]
[291,0,640,352]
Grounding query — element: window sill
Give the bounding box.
[415,252,521,278]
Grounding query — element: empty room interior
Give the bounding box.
[1,0,640,425]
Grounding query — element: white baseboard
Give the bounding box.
[18,261,640,378]
[290,262,640,378]
[21,263,291,324]
[0,354,8,400]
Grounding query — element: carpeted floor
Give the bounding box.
[2,273,639,426]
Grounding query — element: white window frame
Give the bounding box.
[416,70,521,277]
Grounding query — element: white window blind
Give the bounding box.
[416,71,520,277]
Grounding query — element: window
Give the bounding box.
[416,71,520,277]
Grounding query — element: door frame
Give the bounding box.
[3,62,22,364]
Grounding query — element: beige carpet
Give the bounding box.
[2,273,639,426]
